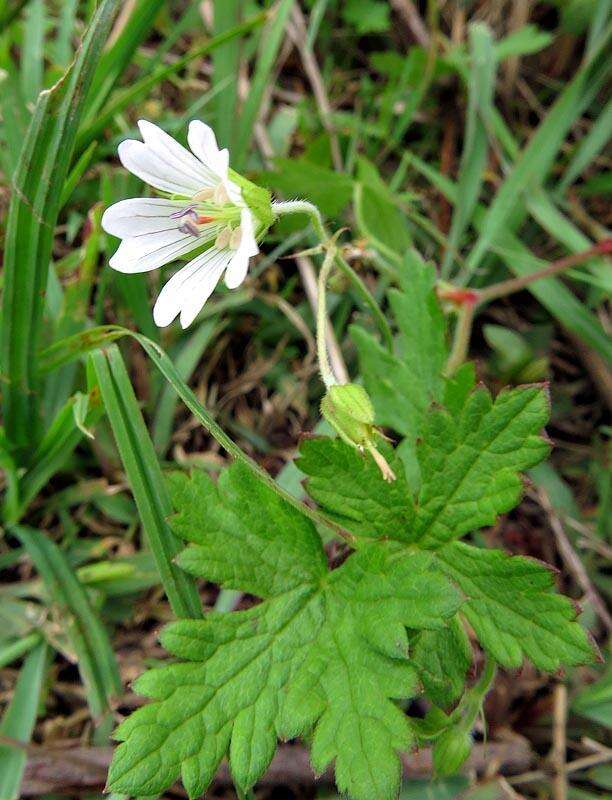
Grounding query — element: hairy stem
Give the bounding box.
[316,245,340,387]
[272,200,394,351]
[444,300,475,377]
[478,240,611,304]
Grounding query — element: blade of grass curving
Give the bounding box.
[212,0,242,150]
[465,35,611,273]
[41,328,351,541]
[12,526,121,721]
[90,346,203,619]
[0,640,48,799]
[152,319,218,455]
[441,22,495,278]
[0,0,121,458]
[233,0,294,169]
[75,11,266,153]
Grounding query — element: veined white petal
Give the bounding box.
[187,120,229,179]
[137,120,218,191]
[224,208,259,289]
[101,198,185,238]
[118,140,198,196]
[153,247,230,328]
[109,229,203,274]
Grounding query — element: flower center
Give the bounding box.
[170,182,242,247]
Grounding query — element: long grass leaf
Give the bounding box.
[466,39,611,272]
[0,0,120,457]
[406,153,612,360]
[12,526,121,720]
[152,319,218,455]
[212,0,242,149]
[556,96,612,193]
[75,11,266,153]
[0,641,48,799]
[233,0,294,168]
[441,22,495,277]
[90,345,202,619]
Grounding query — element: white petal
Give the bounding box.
[224,209,259,289]
[101,198,186,238]
[109,229,198,274]
[153,248,230,328]
[187,120,230,178]
[118,140,197,196]
[137,120,217,191]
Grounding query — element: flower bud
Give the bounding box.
[320,384,396,482]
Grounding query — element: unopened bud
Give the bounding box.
[320,383,396,482]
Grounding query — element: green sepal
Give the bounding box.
[229,168,274,230]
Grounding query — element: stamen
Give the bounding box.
[229,226,242,250]
[213,183,230,205]
[192,187,215,201]
[170,205,197,219]
[215,226,232,249]
[178,218,201,237]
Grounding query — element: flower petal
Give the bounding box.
[224,209,259,289]
[109,229,207,274]
[138,120,218,191]
[101,198,186,238]
[153,248,230,328]
[118,140,197,196]
[187,120,229,179]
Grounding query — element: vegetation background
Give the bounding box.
[0,0,610,798]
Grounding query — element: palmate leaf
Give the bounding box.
[299,384,549,548]
[109,377,597,798]
[108,463,461,800]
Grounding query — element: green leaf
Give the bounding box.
[108,464,461,800]
[169,463,328,597]
[351,255,446,482]
[437,542,597,670]
[414,384,550,548]
[260,158,353,217]
[342,0,390,34]
[412,618,472,709]
[298,437,414,540]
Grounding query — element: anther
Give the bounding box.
[215,226,232,249]
[178,218,201,237]
[192,187,215,201]
[229,226,242,249]
[213,183,230,205]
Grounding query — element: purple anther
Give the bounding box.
[170,204,197,220]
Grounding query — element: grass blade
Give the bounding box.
[75,11,266,153]
[152,319,218,455]
[441,22,495,278]
[20,0,45,103]
[557,96,612,194]
[406,153,612,361]
[90,345,202,620]
[0,0,120,457]
[0,640,48,799]
[212,0,242,150]
[233,0,294,169]
[466,38,610,273]
[12,526,121,721]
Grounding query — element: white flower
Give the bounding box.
[101,120,260,328]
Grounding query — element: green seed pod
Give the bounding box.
[432,727,472,776]
[320,384,396,482]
